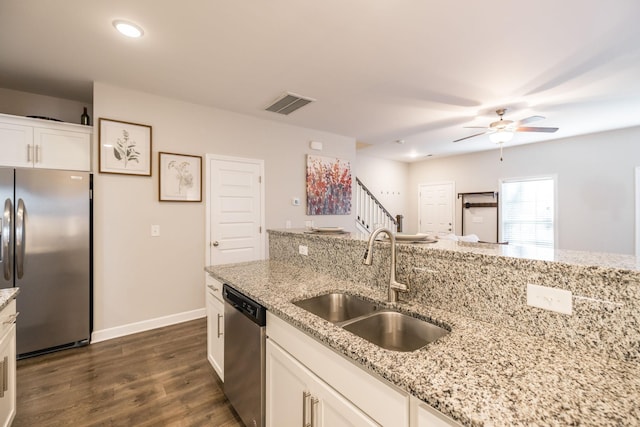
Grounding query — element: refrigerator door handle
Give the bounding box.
[2,198,13,280]
[16,198,26,279]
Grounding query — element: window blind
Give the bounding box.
[501,178,554,248]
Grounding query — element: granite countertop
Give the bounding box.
[206,260,640,427]
[0,288,19,311]
[278,229,640,271]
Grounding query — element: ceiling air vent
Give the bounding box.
[265,92,315,115]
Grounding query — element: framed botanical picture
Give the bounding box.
[99,118,152,176]
[158,152,202,202]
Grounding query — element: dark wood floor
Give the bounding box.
[13,318,244,427]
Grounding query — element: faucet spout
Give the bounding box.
[363,227,409,303]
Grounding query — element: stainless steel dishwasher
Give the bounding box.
[222,284,266,427]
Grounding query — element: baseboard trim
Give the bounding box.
[91,308,206,343]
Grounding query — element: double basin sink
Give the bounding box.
[293,293,449,352]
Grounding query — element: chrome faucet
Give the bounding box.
[363,227,408,303]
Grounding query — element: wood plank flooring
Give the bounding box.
[13,318,244,427]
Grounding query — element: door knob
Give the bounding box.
[212,241,219,247]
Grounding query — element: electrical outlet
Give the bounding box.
[285,220,292,229]
[527,283,572,315]
[151,225,160,237]
[298,245,308,256]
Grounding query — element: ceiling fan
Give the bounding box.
[453,108,559,143]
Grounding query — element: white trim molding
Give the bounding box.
[91,308,206,343]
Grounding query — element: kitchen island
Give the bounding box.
[206,259,639,426]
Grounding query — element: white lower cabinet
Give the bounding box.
[266,312,408,427]
[410,397,462,427]
[266,312,462,427]
[0,300,17,427]
[266,339,377,427]
[206,286,224,381]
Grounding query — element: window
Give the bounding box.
[500,176,555,248]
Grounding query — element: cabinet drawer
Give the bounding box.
[206,275,224,302]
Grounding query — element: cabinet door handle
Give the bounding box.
[26,144,32,162]
[0,357,4,398]
[2,312,19,325]
[2,356,6,394]
[310,396,319,427]
[35,144,41,163]
[216,313,223,338]
[302,391,311,427]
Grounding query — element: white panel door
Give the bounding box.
[419,182,454,235]
[206,155,265,265]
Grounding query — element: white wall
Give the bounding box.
[0,84,356,338]
[407,126,640,254]
[0,87,92,124]
[355,155,409,224]
[92,82,356,336]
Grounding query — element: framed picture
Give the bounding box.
[306,155,352,215]
[158,152,202,202]
[99,118,152,176]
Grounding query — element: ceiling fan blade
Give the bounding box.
[516,115,545,126]
[453,131,489,142]
[516,126,559,133]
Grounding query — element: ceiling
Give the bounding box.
[1,0,639,162]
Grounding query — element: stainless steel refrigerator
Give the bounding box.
[0,167,91,358]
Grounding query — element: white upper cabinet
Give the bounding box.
[0,121,33,168]
[0,113,91,171]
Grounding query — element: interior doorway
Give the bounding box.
[205,154,265,266]
[418,181,455,236]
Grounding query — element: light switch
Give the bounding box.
[151,225,160,237]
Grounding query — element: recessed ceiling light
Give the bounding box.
[113,20,144,38]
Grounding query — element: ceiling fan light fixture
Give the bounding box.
[489,130,514,144]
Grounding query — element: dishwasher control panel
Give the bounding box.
[222,284,267,326]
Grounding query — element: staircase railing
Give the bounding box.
[355,177,401,233]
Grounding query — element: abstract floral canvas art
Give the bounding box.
[306,155,352,215]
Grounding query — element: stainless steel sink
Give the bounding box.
[342,310,449,352]
[293,293,379,323]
